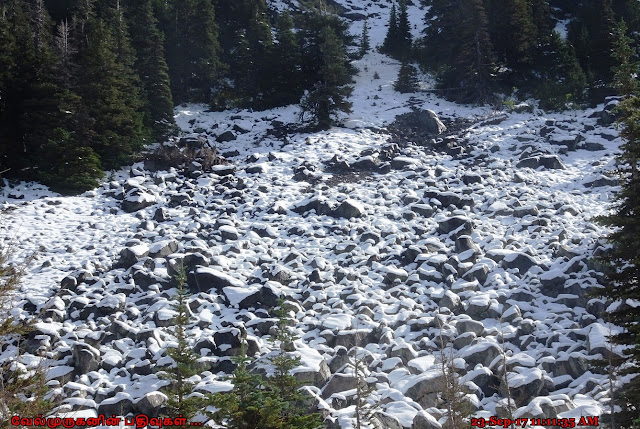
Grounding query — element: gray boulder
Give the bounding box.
[516,155,565,170]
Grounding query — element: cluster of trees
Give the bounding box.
[598,18,640,428]
[0,0,355,193]
[384,0,639,107]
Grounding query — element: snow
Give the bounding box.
[0,0,627,426]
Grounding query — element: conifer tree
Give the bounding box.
[394,61,419,93]
[164,0,221,104]
[359,18,370,58]
[436,0,494,104]
[124,0,175,142]
[381,3,399,56]
[75,16,145,170]
[271,11,303,106]
[484,0,537,83]
[396,0,412,59]
[596,21,640,428]
[161,265,203,424]
[300,25,354,129]
[533,32,586,110]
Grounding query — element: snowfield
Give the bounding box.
[0,1,628,428]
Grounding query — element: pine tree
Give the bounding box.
[161,265,203,425]
[596,18,640,428]
[484,0,537,84]
[381,3,399,56]
[396,0,412,59]
[124,0,175,142]
[436,0,495,104]
[359,18,370,58]
[164,0,221,104]
[271,11,303,106]
[209,302,323,429]
[75,16,145,170]
[300,25,354,129]
[533,32,586,110]
[394,61,419,93]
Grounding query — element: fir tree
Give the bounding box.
[596,18,640,428]
[396,0,412,59]
[161,265,203,425]
[124,0,175,142]
[300,25,354,129]
[164,0,221,104]
[271,11,303,106]
[484,0,537,84]
[209,302,323,429]
[533,32,586,110]
[394,61,419,93]
[359,18,370,58]
[75,16,145,170]
[381,3,399,56]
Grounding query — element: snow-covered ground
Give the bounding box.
[0,2,626,428]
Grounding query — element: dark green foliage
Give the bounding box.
[484,0,537,80]
[533,32,586,110]
[567,0,617,89]
[418,0,496,103]
[596,18,640,428]
[271,11,303,106]
[209,301,323,429]
[75,17,145,170]
[161,266,204,425]
[163,0,222,104]
[394,62,419,93]
[0,225,52,428]
[359,18,370,58]
[381,1,411,60]
[124,0,176,142]
[381,3,398,56]
[300,25,354,129]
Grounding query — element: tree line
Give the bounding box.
[385,0,640,107]
[0,0,355,193]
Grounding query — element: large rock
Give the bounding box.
[98,393,133,416]
[119,244,149,269]
[423,110,447,134]
[122,188,156,212]
[294,359,331,388]
[293,198,332,216]
[516,155,565,170]
[72,343,100,374]
[499,368,546,407]
[412,412,442,429]
[460,342,502,368]
[438,216,473,236]
[402,370,447,408]
[194,266,243,293]
[133,391,167,415]
[503,252,540,274]
[331,199,364,219]
[237,283,280,310]
[322,374,361,398]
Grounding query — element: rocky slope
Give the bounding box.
[0,1,626,427]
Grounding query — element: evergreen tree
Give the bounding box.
[381,3,399,56]
[533,32,586,110]
[75,16,145,169]
[124,0,175,142]
[484,0,537,83]
[394,61,419,93]
[597,18,640,428]
[300,25,354,129]
[161,266,203,425]
[271,11,303,106]
[568,0,617,88]
[209,303,323,429]
[436,0,495,104]
[164,0,221,104]
[359,18,370,58]
[396,0,412,59]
